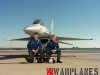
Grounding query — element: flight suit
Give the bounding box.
[46,40,61,62]
[26,38,44,63]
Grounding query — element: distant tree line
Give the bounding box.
[61,47,100,50]
[0,48,27,50]
[0,47,100,50]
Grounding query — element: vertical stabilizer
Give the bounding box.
[51,19,54,34]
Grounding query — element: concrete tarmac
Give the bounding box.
[0,50,100,75]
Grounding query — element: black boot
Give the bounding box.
[57,59,62,63]
[37,58,43,63]
[25,56,33,63]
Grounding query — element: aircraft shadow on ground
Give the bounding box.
[0,55,75,60]
[0,55,76,64]
[0,55,29,64]
[0,55,27,60]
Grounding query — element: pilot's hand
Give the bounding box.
[35,50,38,53]
[54,49,56,52]
[32,50,36,53]
[52,50,56,53]
[32,50,38,53]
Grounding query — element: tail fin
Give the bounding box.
[51,19,54,34]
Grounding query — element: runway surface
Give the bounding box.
[0,50,100,75]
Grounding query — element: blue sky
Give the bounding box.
[0,0,100,48]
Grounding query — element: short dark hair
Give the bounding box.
[34,32,38,35]
[51,35,56,38]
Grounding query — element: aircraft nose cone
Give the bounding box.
[23,25,39,35]
[23,27,30,32]
[23,26,37,32]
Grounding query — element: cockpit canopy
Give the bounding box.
[33,19,45,26]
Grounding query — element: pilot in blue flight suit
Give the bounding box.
[46,35,62,63]
[25,33,44,63]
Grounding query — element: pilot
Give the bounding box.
[25,32,44,63]
[46,35,62,63]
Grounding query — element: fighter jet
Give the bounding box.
[11,19,93,45]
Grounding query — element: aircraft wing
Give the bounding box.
[10,36,93,46]
[10,36,93,41]
[57,37,93,40]
[10,37,30,41]
[10,37,50,41]
[58,41,73,45]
